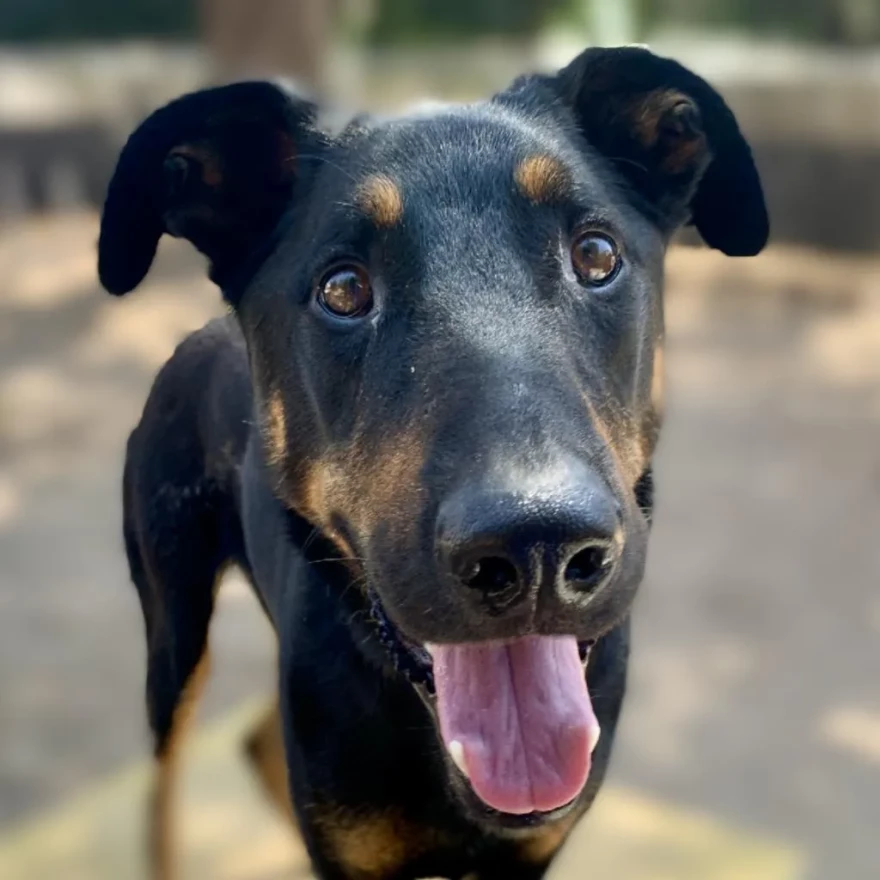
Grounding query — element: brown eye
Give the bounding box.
[317,265,373,317]
[571,231,620,287]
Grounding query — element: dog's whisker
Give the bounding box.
[295,152,360,185]
[607,154,651,175]
[337,572,370,605]
[307,555,366,566]
[300,526,321,554]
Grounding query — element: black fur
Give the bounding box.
[101,46,767,879]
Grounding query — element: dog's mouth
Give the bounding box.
[368,589,599,818]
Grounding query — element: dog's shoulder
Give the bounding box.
[129,315,253,491]
[143,315,249,421]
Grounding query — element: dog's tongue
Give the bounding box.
[430,635,598,815]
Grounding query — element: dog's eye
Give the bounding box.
[317,265,374,318]
[571,231,620,287]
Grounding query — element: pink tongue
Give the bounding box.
[431,635,598,815]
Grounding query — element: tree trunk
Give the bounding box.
[198,0,332,89]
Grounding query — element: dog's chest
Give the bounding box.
[307,800,575,879]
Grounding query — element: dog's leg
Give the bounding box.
[123,448,236,880]
[149,650,211,880]
[128,539,221,880]
[242,699,295,822]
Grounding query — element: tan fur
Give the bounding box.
[518,814,578,864]
[630,90,682,146]
[242,700,295,822]
[151,651,211,880]
[635,343,665,466]
[289,458,361,565]
[298,458,336,527]
[323,813,407,878]
[301,424,426,536]
[315,807,453,879]
[356,438,426,524]
[582,393,646,491]
[262,388,287,469]
[661,127,707,175]
[630,90,707,175]
[514,154,571,203]
[356,174,404,227]
[651,344,665,414]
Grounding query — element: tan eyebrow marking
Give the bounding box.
[356,173,404,227]
[514,154,571,204]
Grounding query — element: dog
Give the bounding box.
[98,45,768,880]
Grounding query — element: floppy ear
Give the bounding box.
[98,81,319,298]
[554,46,768,256]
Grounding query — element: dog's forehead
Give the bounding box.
[317,99,595,228]
[350,100,566,186]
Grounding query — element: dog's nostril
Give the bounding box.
[464,556,519,595]
[564,544,614,591]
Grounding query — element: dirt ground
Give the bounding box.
[0,213,878,879]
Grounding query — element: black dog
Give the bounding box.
[98,45,767,880]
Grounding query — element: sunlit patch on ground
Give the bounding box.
[0,704,803,880]
[0,703,308,880]
[819,707,880,767]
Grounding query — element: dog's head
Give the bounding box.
[100,47,767,824]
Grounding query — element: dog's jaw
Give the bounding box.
[366,586,602,822]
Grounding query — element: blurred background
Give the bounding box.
[0,2,878,879]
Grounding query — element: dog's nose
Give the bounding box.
[436,473,621,610]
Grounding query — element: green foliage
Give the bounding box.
[367,0,568,44]
[637,0,880,45]
[0,0,196,42]
[0,0,874,46]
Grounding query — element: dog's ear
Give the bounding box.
[553,46,768,256]
[98,81,319,299]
